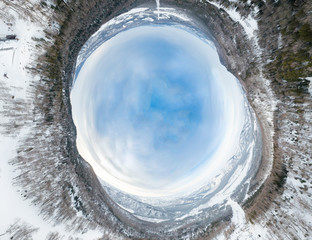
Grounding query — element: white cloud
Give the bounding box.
[71,25,250,199]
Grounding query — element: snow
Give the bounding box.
[155,0,160,19]
[0,138,103,238]
[1,1,310,239]
[0,1,105,239]
[174,133,258,221]
[135,215,168,223]
[277,32,283,49]
[125,7,149,15]
[227,198,246,227]
[306,77,312,96]
[215,198,272,240]
[201,2,280,240]
[156,8,190,21]
[208,1,258,40]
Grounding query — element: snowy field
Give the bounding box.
[0,0,105,239]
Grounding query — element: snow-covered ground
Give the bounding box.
[207,1,312,239]
[0,0,311,239]
[0,1,106,239]
[307,77,312,96]
[216,198,272,240]
[207,0,258,41]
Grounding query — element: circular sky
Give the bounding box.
[71,25,246,198]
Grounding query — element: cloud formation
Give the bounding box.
[71,26,246,197]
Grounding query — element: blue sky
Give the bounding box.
[71,25,246,197]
